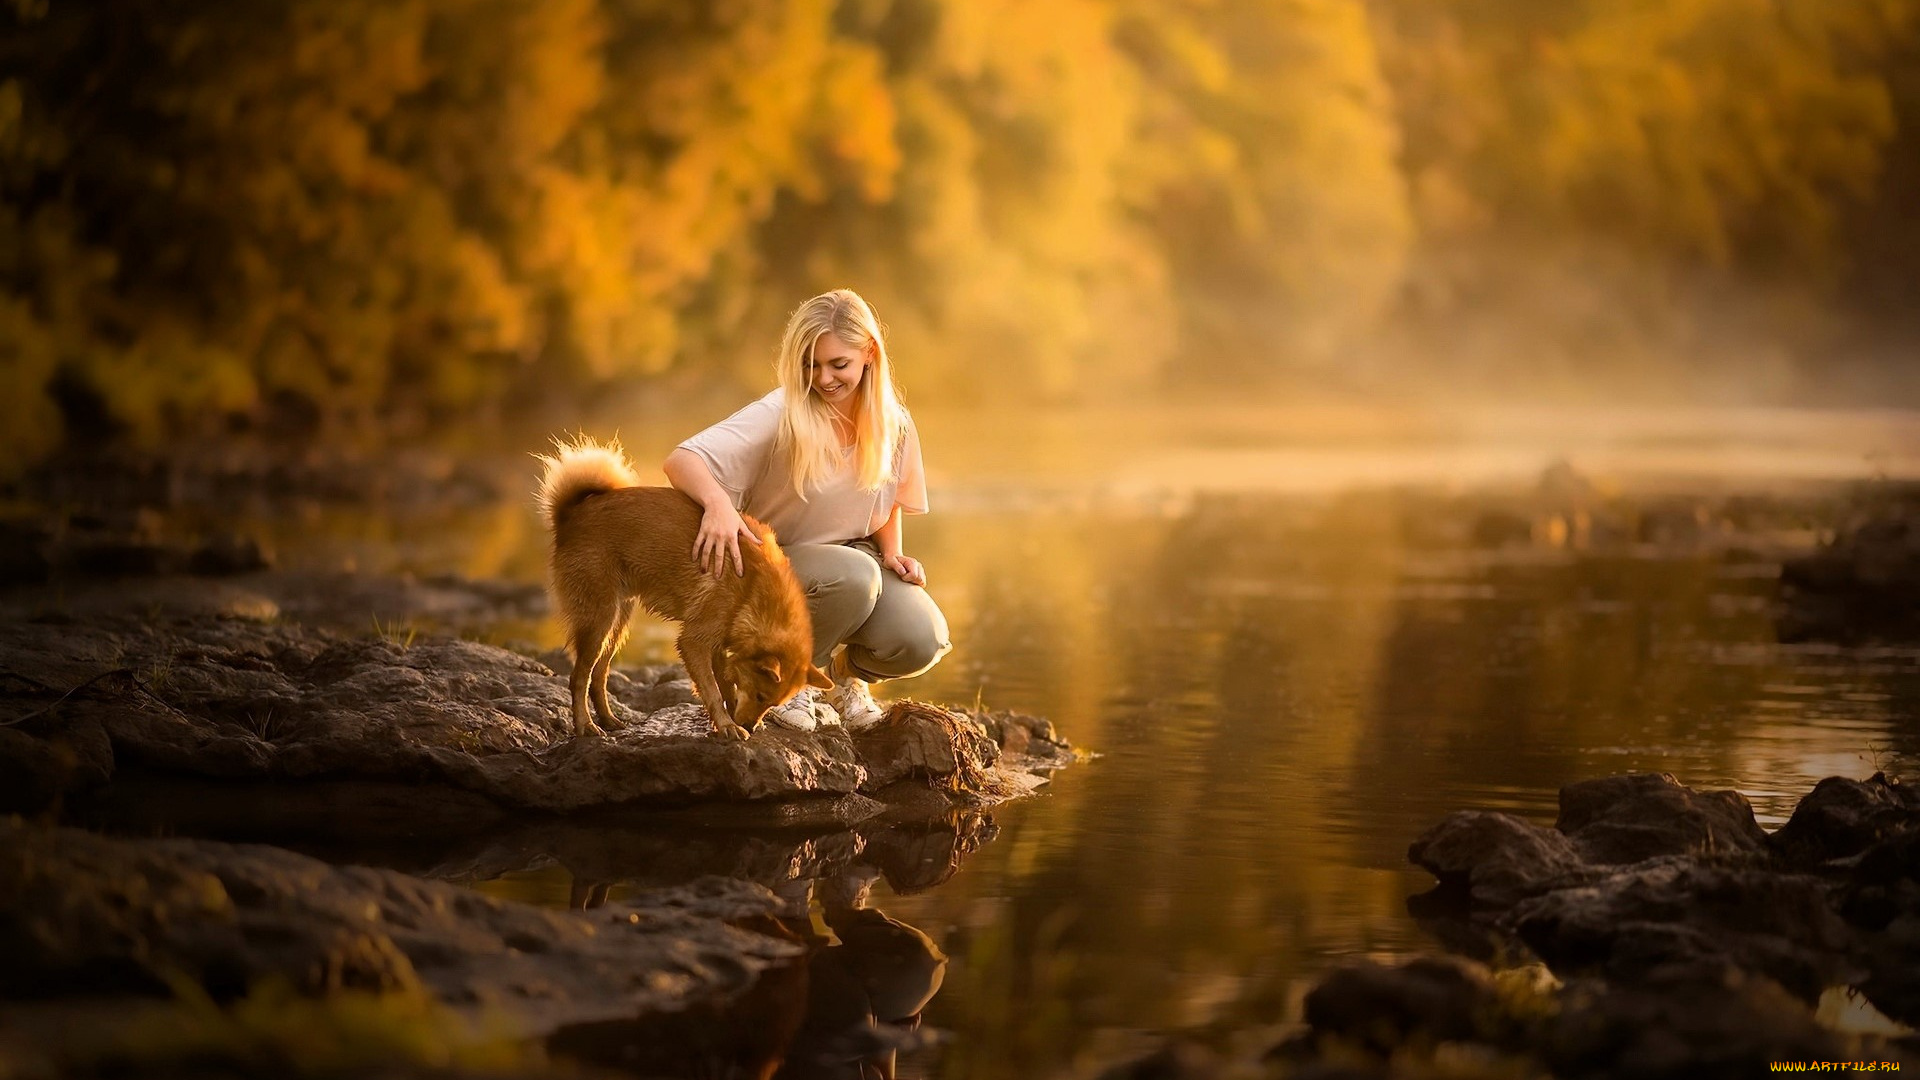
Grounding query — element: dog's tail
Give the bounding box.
[535,435,640,528]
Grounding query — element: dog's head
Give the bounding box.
[731,649,834,731]
[728,516,834,732]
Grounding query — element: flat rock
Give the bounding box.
[0,612,1068,821]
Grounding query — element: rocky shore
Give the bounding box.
[0,474,1072,1076]
[0,586,1066,1076]
[1103,771,1920,1079]
[0,610,1071,825]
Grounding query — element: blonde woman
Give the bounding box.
[663,289,950,730]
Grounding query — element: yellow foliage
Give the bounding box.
[3,0,1917,449]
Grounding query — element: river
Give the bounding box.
[259,402,1920,1076]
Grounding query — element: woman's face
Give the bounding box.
[808,333,868,407]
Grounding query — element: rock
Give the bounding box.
[1771,773,1920,867]
[1095,1041,1227,1080]
[0,819,800,1051]
[1125,954,1913,1080]
[1840,830,1920,1024]
[1780,490,1920,642]
[1407,810,1593,910]
[1542,970,1874,1080]
[1554,773,1770,865]
[854,700,999,791]
[0,612,1065,823]
[974,708,1076,769]
[1410,772,1920,1028]
[1507,861,1858,1000]
[1298,956,1500,1052]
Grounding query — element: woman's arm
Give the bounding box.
[664,448,760,577]
[870,505,925,586]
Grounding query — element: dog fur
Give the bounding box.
[536,437,830,739]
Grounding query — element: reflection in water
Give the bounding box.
[474,812,1000,908]
[549,830,963,1079]
[779,872,948,1080]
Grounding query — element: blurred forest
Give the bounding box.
[4,0,1919,463]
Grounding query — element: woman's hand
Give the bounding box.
[881,553,926,586]
[695,502,760,577]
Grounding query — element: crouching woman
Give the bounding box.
[663,288,951,730]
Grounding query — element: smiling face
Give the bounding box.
[807,332,869,409]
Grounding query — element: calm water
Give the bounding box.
[261,406,1920,1077]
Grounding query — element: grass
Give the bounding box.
[1861,740,1895,775]
[371,614,421,653]
[143,653,177,693]
[242,705,285,743]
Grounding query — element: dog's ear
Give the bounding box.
[807,665,833,689]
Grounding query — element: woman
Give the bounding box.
[663,289,950,730]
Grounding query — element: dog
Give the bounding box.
[536,436,831,739]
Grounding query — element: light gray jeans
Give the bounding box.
[784,539,951,682]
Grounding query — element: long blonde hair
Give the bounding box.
[775,289,905,497]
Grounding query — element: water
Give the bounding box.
[252,405,1920,1075]
[818,498,1917,1078]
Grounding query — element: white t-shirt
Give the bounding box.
[677,389,929,546]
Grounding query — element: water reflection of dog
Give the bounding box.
[550,852,961,1079]
[776,868,947,1080]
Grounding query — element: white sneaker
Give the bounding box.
[764,688,836,732]
[829,673,887,730]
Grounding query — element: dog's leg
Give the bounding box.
[680,621,746,741]
[566,600,618,738]
[712,643,738,721]
[590,597,637,731]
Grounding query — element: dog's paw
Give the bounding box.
[575,721,608,739]
[711,722,750,742]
